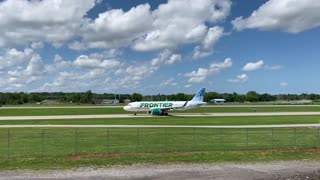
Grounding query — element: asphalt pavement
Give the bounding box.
[1,112,320,120]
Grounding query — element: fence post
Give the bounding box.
[271,128,274,149]
[106,128,110,154]
[136,128,140,153]
[219,128,222,145]
[317,128,320,148]
[164,128,168,152]
[246,128,249,149]
[75,129,78,155]
[294,128,297,149]
[7,129,10,159]
[41,130,45,157]
[193,128,196,151]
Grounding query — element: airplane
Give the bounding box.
[123,88,206,115]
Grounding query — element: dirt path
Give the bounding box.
[1,161,320,180]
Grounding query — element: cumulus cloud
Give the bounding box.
[0,0,234,92]
[39,49,182,92]
[192,26,224,59]
[0,0,231,53]
[160,78,177,86]
[0,48,49,90]
[232,0,320,33]
[31,42,44,49]
[0,48,34,71]
[73,55,120,69]
[25,54,46,76]
[185,58,232,83]
[133,0,231,51]
[78,4,153,49]
[242,60,283,71]
[151,49,182,67]
[242,60,265,71]
[0,0,96,47]
[185,68,209,83]
[228,74,248,83]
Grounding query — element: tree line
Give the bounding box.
[0,90,320,105]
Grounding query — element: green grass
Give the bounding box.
[0,108,127,116]
[1,150,320,170]
[1,106,320,116]
[0,127,319,160]
[0,116,319,125]
[0,106,320,169]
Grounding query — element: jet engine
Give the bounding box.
[151,109,162,115]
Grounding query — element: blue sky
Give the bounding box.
[0,0,319,94]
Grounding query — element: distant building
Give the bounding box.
[211,99,226,104]
[124,99,131,104]
[41,100,59,104]
[94,99,119,105]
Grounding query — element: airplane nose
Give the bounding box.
[123,106,129,111]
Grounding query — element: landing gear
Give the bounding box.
[149,109,169,116]
[161,111,169,116]
[134,112,137,115]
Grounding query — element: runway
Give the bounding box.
[0,112,320,120]
[0,106,123,109]
[1,104,320,109]
[0,124,319,128]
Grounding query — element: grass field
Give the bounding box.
[0,126,319,160]
[1,106,320,116]
[1,106,320,170]
[0,115,319,159]
[0,115,319,125]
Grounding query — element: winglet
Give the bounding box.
[191,88,205,102]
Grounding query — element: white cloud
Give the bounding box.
[0,0,96,47]
[160,78,177,86]
[265,65,283,70]
[37,50,179,92]
[209,58,232,73]
[280,82,289,87]
[132,0,231,51]
[78,4,153,49]
[0,0,231,52]
[73,55,120,69]
[232,0,320,33]
[1,49,48,90]
[192,26,224,59]
[151,49,182,67]
[166,54,182,65]
[185,58,232,83]
[242,60,283,71]
[25,54,46,76]
[228,74,248,83]
[31,42,44,49]
[242,60,265,71]
[0,48,34,70]
[185,68,209,83]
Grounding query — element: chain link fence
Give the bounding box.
[0,127,319,159]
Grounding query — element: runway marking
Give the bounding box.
[0,124,319,128]
[0,112,320,120]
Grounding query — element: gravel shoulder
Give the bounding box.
[1,161,320,180]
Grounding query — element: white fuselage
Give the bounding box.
[123,101,206,112]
